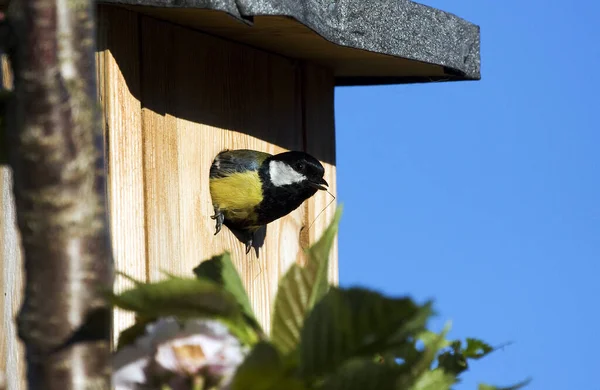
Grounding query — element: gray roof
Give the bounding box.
[104,0,481,86]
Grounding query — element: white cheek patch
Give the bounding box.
[269,160,306,187]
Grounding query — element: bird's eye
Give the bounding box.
[296,162,305,171]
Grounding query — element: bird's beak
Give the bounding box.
[308,177,328,191]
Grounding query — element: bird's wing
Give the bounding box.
[209,149,272,178]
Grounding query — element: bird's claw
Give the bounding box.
[211,210,224,235]
[244,231,254,255]
[245,238,253,254]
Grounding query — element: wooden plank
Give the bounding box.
[139,17,183,281]
[96,5,146,342]
[139,16,306,333]
[302,63,339,284]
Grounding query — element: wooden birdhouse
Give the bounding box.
[0,0,480,385]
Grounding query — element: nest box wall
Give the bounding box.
[96,5,340,343]
[1,0,480,385]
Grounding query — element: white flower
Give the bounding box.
[113,317,247,389]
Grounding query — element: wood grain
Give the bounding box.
[302,63,339,284]
[139,16,312,332]
[140,18,183,281]
[96,5,147,342]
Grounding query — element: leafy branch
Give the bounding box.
[109,207,529,390]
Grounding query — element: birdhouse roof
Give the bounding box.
[104,0,481,86]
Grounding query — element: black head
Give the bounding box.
[265,151,328,190]
[254,151,328,226]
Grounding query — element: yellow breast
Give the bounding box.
[209,171,263,224]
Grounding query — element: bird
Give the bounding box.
[209,149,328,254]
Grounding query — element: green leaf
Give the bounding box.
[437,337,496,375]
[304,204,343,303]
[115,271,144,285]
[437,350,467,376]
[230,342,306,390]
[108,277,237,317]
[463,338,494,359]
[417,327,452,353]
[319,359,401,390]
[409,369,456,390]
[271,206,343,354]
[385,311,438,362]
[396,324,452,389]
[107,276,258,344]
[299,287,432,379]
[478,379,531,390]
[193,252,262,335]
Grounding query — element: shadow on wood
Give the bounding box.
[95,12,335,165]
[223,224,267,258]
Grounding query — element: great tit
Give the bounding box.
[209,149,328,254]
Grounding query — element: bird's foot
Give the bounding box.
[211,210,224,235]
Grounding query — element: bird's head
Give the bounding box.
[265,151,328,191]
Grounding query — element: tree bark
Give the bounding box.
[5,0,113,385]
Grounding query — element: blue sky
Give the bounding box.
[335,0,599,389]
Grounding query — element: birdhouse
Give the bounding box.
[0,0,480,385]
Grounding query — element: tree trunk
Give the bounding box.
[5,0,113,386]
